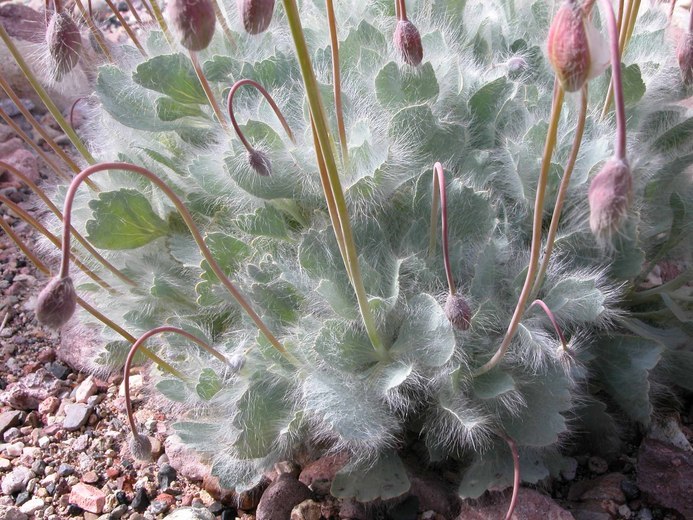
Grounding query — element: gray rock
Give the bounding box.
[0,370,64,410]
[455,488,574,520]
[1,466,33,495]
[63,404,91,431]
[0,411,22,437]
[109,503,128,519]
[157,463,177,490]
[57,463,74,477]
[18,498,43,515]
[163,506,215,519]
[0,504,28,520]
[256,474,312,520]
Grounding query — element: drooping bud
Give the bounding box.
[237,0,275,35]
[46,12,83,82]
[129,433,153,461]
[35,276,77,328]
[444,293,472,331]
[394,19,423,67]
[588,157,632,244]
[677,32,693,86]
[167,0,217,51]
[248,149,271,176]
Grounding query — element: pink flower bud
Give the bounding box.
[248,149,271,176]
[394,19,423,67]
[35,276,77,328]
[677,32,693,86]
[129,433,153,461]
[46,12,82,82]
[588,157,632,244]
[168,0,217,51]
[237,0,275,35]
[444,293,472,331]
[547,1,591,92]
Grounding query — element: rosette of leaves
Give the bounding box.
[35,0,692,502]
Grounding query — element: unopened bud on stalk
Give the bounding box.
[588,157,632,244]
[129,432,153,461]
[238,0,275,35]
[35,276,77,328]
[445,293,472,331]
[677,32,693,86]
[394,19,423,67]
[46,12,83,82]
[248,149,272,176]
[168,0,217,51]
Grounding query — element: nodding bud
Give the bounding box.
[46,12,83,82]
[248,149,271,176]
[677,32,693,86]
[35,276,77,328]
[547,1,589,92]
[394,19,423,67]
[237,0,275,35]
[129,433,153,461]
[167,0,217,51]
[588,157,633,244]
[444,293,472,331]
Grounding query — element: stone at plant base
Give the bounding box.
[163,507,215,519]
[636,437,693,519]
[63,403,92,431]
[291,499,321,520]
[455,488,575,520]
[408,474,460,517]
[0,410,22,437]
[164,435,210,482]
[255,473,312,520]
[69,482,106,514]
[0,369,64,410]
[298,453,349,495]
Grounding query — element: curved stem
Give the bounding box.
[190,51,229,133]
[103,0,147,56]
[124,326,225,434]
[0,161,136,287]
[0,218,183,378]
[430,163,455,295]
[498,431,520,520]
[325,0,348,164]
[69,97,84,130]
[227,79,295,153]
[529,299,568,351]
[73,0,115,62]
[530,85,588,300]
[60,162,296,363]
[0,26,97,165]
[474,82,564,376]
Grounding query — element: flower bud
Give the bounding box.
[46,12,83,82]
[248,149,271,176]
[237,0,275,35]
[129,432,153,461]
[677,32,693,86]
[588,157,632,244]
[444,293,471,331]
[168,0,217,51]
[547,1,590,92]
[394,19,423,67]
[35,276,77,329]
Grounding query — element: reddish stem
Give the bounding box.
[431,162,455,295]
[397,0,407,20]
[529,299,569,351]
[69,97,84,130]
[499,432,520,520]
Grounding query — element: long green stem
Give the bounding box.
[73,0,115,62]
[530,85,588,300]
[429,163,455,295]
[282,0,386,360]
[325,0,348,164]
[0,25,96,165]
[0,218,183,378]
[148,0,175,46]
[474,82,564,376]
[190,51,229,133]
[103,0,147,56]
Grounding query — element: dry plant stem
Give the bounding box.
[210,0,237,47]
[474,82,565,376]
[0,195,115,292]
[190,52,229,134]
[397,0,408,20]
[227,79,296,152]
[69,98,83,129]
[121,0,143,25]
[148,0,175,46]
[530,85,588,300]
[499,432,520,520]
[0,106,71,183]
[103,0,147,56]
[73,0,115,61]
[0,218,182,377]
[59,163,296,364]
[282,0,387,360]
[429,162,455,295]
[0,26,96,165]
[0,161,136,287]
[138,0,155,21]
[529,299,569,350]
[325,0,348,164]
[616,0,625,33]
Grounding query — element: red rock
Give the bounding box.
[21,362,41,375]
[298,453,349,495]
[255,474,312,520]
[37,349,56,364]
[569,473,626,503]
[105,467,120,479]
[409,474,460,517]
[82,471,99,484]
[69,482,106,514]
[155,493,176,507]
[164,434,210,482]
[202,474,236,504]
[0,148,39,185]
[0,138,23,159]
[456,488,574,520]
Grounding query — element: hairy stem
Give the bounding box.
[227,79,295,153]
[60,162,296,364]
[282,0,387,360]
[429,163,455,295]
[0,26,96,165]
[190,51,229,133]
[121,0,143,25]
[531,85,588,300]
[103,0,147,56]
[498,432,520,520]
[73,0,115,61]
[210,0,237,47]
[529,299,569,351]
[474,82,564,376]
[326,0,348,164]
[0,218,182,378]
[148,0,175,46]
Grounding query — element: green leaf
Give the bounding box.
[203,55,239,82]
[621,64,646,105]
[196,368,221,400]
[200,232,250,282]
[331,451,410,501]
[468,77,512,123]
[542,277,605,324]
[155,97,205,121]
[652,117,693,153]
[236,205,291,240]
[313,320,378,371]
[391,293,456,368]
[375,62,439,108]
[156,379,187,402]
[173,422,218,450]
[472,369,516,399]
[340,21,387,74]
[133,53,207,104]
[86,189,169,249]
